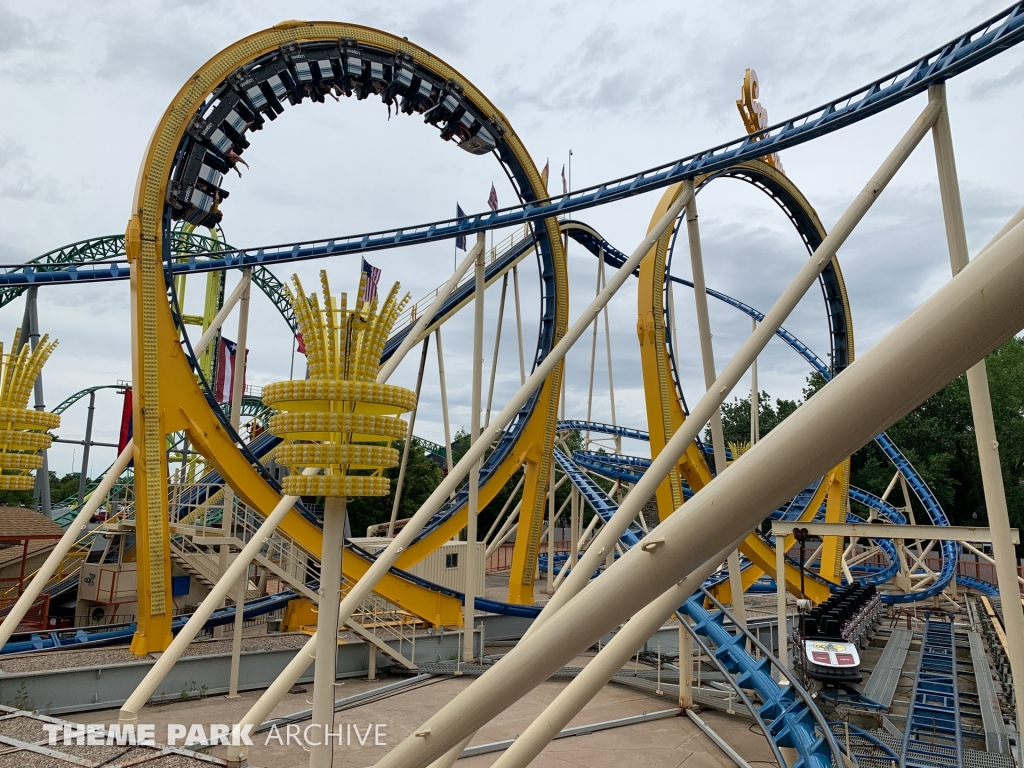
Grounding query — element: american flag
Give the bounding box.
[361,258,381,303]
[487,183,498,212]
[561,164,567,194]
[214,337,245,404]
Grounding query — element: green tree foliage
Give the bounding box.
[344,439,444,537]
[714,337,1024,534]
[849,337,1024,529]
[0,472,85,509]
[708,393,799,446]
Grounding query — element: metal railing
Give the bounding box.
[392,225,533,333]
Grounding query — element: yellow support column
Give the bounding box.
[127,215,175,655]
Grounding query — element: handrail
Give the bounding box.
[697,585,847,768]
[675,609,789,768]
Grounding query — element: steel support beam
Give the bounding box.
[464,233,485,660]
[770,522,1018,543]
[930,82,1024,763]
[374,148,1024,768]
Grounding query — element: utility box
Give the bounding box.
[352,538,485,597]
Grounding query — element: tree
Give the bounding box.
[343,439,444,537]
[0,472,88,509]
[713,337,1024,539]
[709,392,799,446]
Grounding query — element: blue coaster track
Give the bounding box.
[1,3,1023,285]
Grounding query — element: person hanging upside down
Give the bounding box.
[226,148,250,177]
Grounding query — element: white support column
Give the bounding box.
[559,232,568,422]
[435,328,454,491]
[464,232,485,661]
[570,487,579,574]
[750,318,760,444]
[310,496,346,768]
[776,530,789,670]
[684,180,748,629]
[585,252,602,445]
[220,270,250,676]
[600,256,620,452]
[389,338,430,537]
[484,274,508,430]
[546,467,557,594]
[679,616,693,709]
[227,567,246,699]
[512,266,526,385]
[930,82,1024,751]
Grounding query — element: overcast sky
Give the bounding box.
[0,0,1021,478]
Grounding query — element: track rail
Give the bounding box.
[3,3,1023,286]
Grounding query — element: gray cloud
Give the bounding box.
[403,1,475,58]
[0,137,59,201]
[968,61,1024,101]
[0,0,1019,472]
[0,1,31,53]
[97,30,215,84]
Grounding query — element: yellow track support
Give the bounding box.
[638,162,852,606]
[127,22,563,651]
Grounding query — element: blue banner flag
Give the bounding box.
[455,203,466,251]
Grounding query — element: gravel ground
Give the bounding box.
[0,634,311,675]
[130,755,215,768]
[0,715,52,743]
[51,743,162,764]
[0,751,77,767]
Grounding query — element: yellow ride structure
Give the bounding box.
[116,22,862,656]
[0,330,59,491]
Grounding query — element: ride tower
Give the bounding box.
[0,330,59,493]
[264,270,414,768]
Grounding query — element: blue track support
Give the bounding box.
[557,420,650,442]
[902,613,964,768]
[956,575,998,596]
[552,448,643,547]
[1,589,299,655]
[681,597,836,768]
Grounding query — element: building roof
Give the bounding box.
[0,507,64,541]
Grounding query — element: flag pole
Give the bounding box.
[289,332,296,380]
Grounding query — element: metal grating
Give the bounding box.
[901,613,963,768]
[967,630,1010,755]
[864,629,914,708]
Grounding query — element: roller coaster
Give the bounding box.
[1,6,1024,768]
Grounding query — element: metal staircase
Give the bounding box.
[901,612,963,768]
[680,588,842,768]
